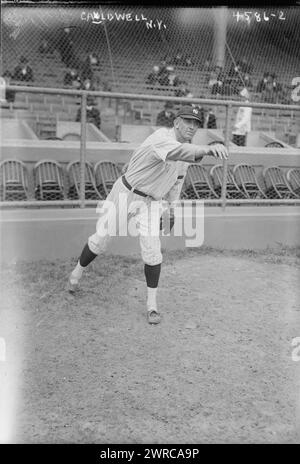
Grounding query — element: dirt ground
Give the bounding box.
[1,246,300,444]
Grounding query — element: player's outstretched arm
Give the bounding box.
[167,142,229,163]
[195,143,229,162]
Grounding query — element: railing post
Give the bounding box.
[80,92,87,208]
[221,103,231,211]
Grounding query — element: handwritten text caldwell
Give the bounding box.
[81,11,167,30]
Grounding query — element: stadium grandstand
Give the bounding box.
[1,4,300,260]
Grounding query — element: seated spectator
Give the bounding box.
[243,72,253,89]
[64,68,81,88]
[205,108,217,129]
[271,73,282,93]
[173,52,193,67]
[76,95,101,129]
[174,81,192,98]
[158,65,171,86]
[81,53,100,82]
[81,77,95,91]
[228,62,241,79]
[261,75,279,103]
[1,71,16,106]
[156,102,175,127]
[256,72,270,93]
[146,65,160,86]
[167,71,180,87]
[208,70,218,89]
[13,56,34,82]
[238,57,253,75]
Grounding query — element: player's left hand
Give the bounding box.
[207,143,229,160]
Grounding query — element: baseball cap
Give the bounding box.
[175,105,203,123]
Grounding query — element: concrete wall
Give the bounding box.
[0,119,38,140]
[1,206,300,263]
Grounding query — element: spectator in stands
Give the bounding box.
[146,65,160,87]
[185,56,194,67]
[228,62,241,80]
[208,69,218,93]
[173,51,184,66]
[238,57,253,75]
[81,77,95,91]
[256,72,270,93]
[261,75,278,103]
[232,88,252,146]
[1,71,16,108]
[174,81,192,98]
[243,72,253,89]
[64,68,81,88]
[76,95,101,129]
[156,102,176,127]
[81,53,99,82]
[167,70,180,88]
[173,52,193,67]
[158,65,171,86]
[205,108,217,129]
[13,56,34,82]
[56,27,78,68]
[271,73,283,94]
[208,69,224,96]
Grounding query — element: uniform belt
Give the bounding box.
[122,175,148,198]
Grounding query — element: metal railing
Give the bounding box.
[1,84,300,209]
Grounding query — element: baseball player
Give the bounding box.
[67,104,228,324]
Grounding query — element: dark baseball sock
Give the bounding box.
[79,243,98,267]
[144,263,161,288]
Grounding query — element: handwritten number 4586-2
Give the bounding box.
[233,11,286,22]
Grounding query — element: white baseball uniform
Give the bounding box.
[88,127,201,265]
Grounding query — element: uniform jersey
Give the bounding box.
[125,127,199,200]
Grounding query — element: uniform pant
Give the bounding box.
[88,177,164,266]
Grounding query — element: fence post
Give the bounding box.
[221,103,231,211]
[80,92,87,208]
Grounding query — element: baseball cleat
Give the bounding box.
[67,274,79,293]
[147,308,161,325]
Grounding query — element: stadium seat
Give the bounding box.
[0,159,29,201]
[183,165,218,199]
[210,164,246,199]
[94,160,121,198]
[262,166,298,199]
[286,168,300,198]
[62,133,81,141]
[264,142,284,148]
[232,164,267,199]
[67,160,103,200]
[34,160,65,200]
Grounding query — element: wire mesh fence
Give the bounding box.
[2,5,299,99]
[1,4,300,207]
